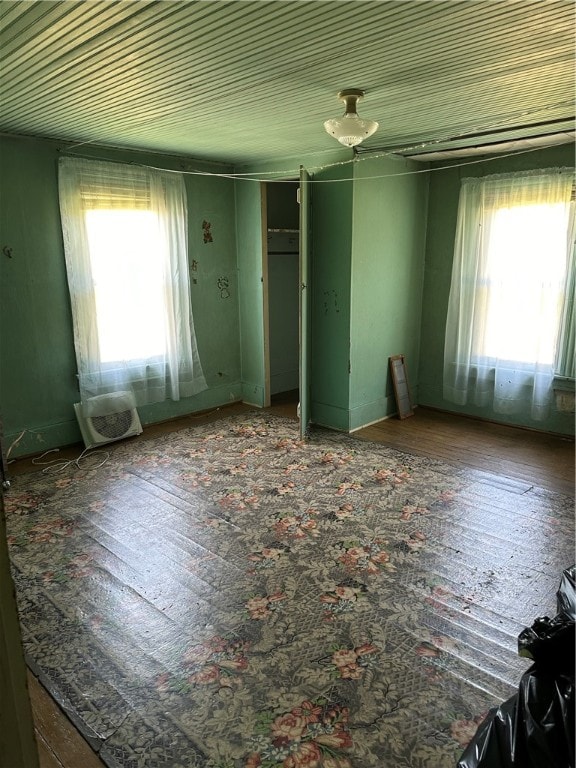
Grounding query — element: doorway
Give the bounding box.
[264,181,300,411]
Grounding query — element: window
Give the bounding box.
[443,168,575,420]
[84,209,166,362]
[59,157,206,406]
[476,201,569,365]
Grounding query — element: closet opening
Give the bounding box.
[264,181,300,414]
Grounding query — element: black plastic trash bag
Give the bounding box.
[556,566,576,621]
[457,566,575,768]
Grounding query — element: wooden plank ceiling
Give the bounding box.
[0,0,574,165]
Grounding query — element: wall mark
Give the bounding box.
[217,277,230,298]
[202,220,213,243]
[323,289,340,314]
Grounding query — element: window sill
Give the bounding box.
[553,376,575,393]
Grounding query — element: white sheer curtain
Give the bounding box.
[443,168,575,421]
[59,157,206,406]
[554,202,576,379]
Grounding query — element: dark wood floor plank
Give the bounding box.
[354,408,574,496]
[28,673,105,768]
[36,734,64,768]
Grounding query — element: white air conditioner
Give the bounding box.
[74,391,143,449]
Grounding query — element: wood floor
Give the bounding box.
[355,406,575,496]
[8,400,574,768]
[27,673,105,768]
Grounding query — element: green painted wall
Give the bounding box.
[0,135,242,457]
[349,155,429,430]
[182,170,242,411]
[0,137,83,455]
[418,143,575,435]
[6,134,567,459]
[235,180,266,406]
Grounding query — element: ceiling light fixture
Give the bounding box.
[323,88,379,147]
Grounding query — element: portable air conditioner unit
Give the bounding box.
[74,391,143,449]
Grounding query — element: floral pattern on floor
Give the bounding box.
[5,412,574,768]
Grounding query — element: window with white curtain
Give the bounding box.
[443,168,575,420]
[58,157,206,406]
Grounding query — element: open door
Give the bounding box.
[299,166,311,439]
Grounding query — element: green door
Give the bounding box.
[299,166,311,439]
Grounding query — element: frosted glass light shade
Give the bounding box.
[323,88,378,147]
[323,114,379,147]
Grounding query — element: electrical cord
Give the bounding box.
[6,429,28,462]
[6,407,224,474]
[31,447,110,474]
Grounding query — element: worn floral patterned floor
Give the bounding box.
[5,413,574,768]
